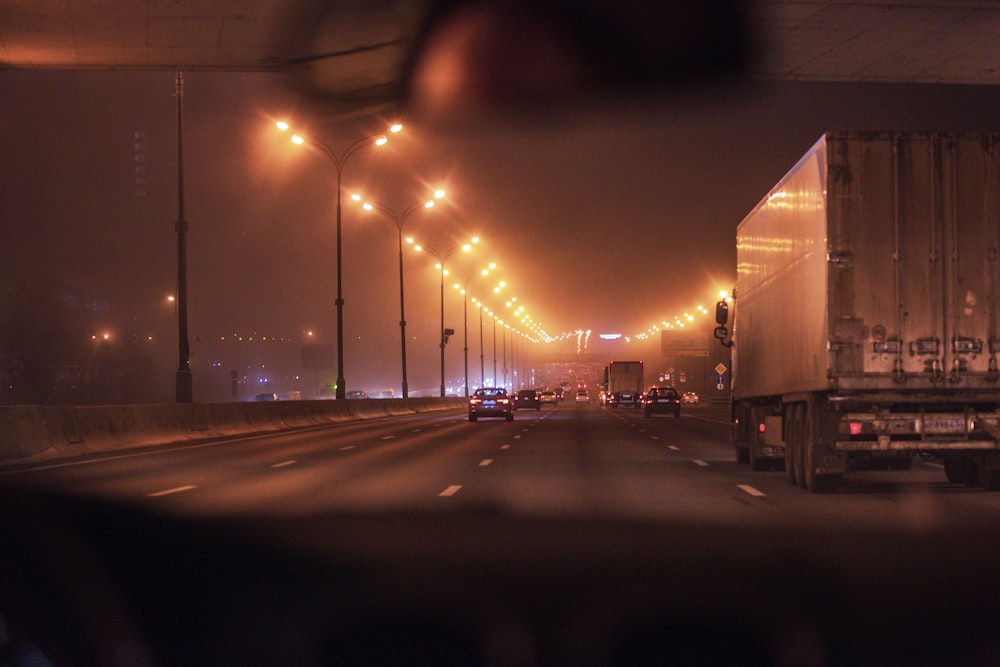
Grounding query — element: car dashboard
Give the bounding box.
[3,486,1000,666]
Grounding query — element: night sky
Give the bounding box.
[3,69,1000,399]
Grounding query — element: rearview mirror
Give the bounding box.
[286,0,752,119]
[715,300,729,325]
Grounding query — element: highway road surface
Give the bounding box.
[8,400,1000,531]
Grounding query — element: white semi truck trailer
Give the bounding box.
[715,131,1000,492]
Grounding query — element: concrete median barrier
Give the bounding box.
[0,398,467,467]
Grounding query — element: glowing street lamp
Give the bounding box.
[453,262,496,396]
[354,190,445,398]
[275,120,401,399]
[411,237,479,397]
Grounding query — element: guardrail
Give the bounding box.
[0,398,468,467]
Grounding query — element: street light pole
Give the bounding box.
[357,193,442,399]
[478,302,485,388]
[275,120,401,400]
[411,237,478,397]
[454,263,495,397]
[173,71,192,403]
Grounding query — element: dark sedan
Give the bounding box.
[642,387,681,418]
[514,389,541,411]
[468,388,514,422]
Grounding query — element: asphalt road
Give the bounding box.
[8,400,1000,530]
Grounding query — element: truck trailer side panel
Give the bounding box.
[735,132,1000,396]
[728,131,1000,491]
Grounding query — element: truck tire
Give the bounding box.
[784,405,798,484]
[978,466,1000,491]
[803,401,841,493]
[750,448,770,471]
[943,456,965,483]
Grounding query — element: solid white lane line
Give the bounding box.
[270,460,297,468]
[439,485,462,497]
[147,485,196,497]
[738,484,767,497]
[339,445,356,451]
[693,459,709,467]
[479,459,493,467]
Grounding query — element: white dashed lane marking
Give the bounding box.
[439,485,462,497]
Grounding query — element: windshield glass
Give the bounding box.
[5,6,1000,667]
[2,5,1000,531]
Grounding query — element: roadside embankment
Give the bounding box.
[0,398,466,467]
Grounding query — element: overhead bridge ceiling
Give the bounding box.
[0,1,998,85]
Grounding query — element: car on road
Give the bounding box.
[539,390,558,406]
[252,392,278,401]
[345,390,369,399]
[468,387,514,422]
[514,389,541,410]
[642,386,681,417]
[575,389,590,404]
[682,391,699,404]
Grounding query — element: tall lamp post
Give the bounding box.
[173,72,192,403]
[356,190,445,399]
[453,263,496,397]
[275,120,401,400]
[411,237,479,397]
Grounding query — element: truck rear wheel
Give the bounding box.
[802,401,841,493]
[943,456,966,483]
[784,404,800,485]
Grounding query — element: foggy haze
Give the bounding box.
[3,69,1000,401]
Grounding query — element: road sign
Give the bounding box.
[714,363,727,375]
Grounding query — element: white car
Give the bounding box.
[575,390,590,403]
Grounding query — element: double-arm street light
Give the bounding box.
[453,262,497,396]
[275,120,401,400]
[353,190,445,399]
[411,237,479,397]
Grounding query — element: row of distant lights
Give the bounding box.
[603,291,733,343]
[278,119,558,346]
